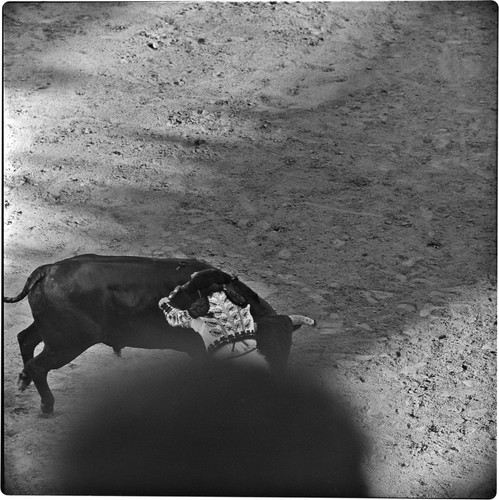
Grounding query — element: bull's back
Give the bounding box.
[56,254,208,290]
[35,254,212,310]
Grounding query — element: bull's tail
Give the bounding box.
[3,266,46,303]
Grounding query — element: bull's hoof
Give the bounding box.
[40,394,55,416]
[17,372,31,391]
[40,403,54,417]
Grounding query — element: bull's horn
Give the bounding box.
[289,315,316,327]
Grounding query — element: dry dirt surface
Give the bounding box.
[3,1,497,497]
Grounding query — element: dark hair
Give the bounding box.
[169,269,244,317]
[183,269,233,295]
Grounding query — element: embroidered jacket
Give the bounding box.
[163,291,255,350]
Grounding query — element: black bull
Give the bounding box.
[3,254,298,414]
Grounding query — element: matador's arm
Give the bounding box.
[159,297,193,328]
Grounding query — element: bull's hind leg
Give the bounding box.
[25,344,88,415]
[17,323,43,391]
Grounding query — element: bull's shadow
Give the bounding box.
[58,360,369,497]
